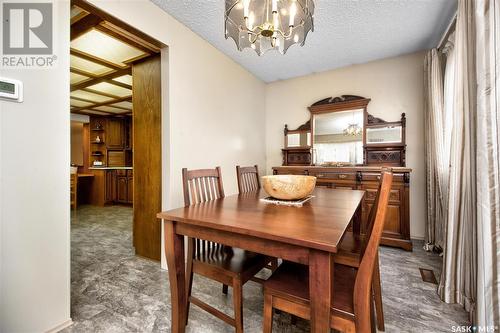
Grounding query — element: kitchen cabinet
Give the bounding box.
[100,169,133,205]
[116,176,128,203]
[106,119,124,149]
[107,151,125,167]
[124,117,133,150]
[89,116,133,167]
[127,170,133,203]
[105,170,116,203]
[115,170,133,204]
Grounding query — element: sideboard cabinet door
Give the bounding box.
[360,172,411,250]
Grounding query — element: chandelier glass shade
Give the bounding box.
[343,123,362,136]
[225,0,315,55]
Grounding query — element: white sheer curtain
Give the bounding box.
[442,35,455,185]
[474,0,500,326]
[438,0,477,318]
[424,49,448,251]
[428,0,500,324]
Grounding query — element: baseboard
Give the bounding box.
[45,319,73,333]
[411,236,425,241]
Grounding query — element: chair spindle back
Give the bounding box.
[182,167,226,257]
[236,165,261,194]
[182,167,225,206]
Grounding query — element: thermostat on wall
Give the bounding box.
[0,77,23,103]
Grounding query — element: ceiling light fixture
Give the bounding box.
[343,123,362,136]
[225,0,315,55]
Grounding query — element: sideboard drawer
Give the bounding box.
[362,172,404,183]
[365,188,401,202]
[310,172,356,181]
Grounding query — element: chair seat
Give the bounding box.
[194,246,271,278]
[263,261,357,315]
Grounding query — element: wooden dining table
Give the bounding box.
[157,187,365,333]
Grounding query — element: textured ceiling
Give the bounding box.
[151,0,457,83]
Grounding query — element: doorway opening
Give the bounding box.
[69,0,164,267]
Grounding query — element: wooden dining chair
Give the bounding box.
[331,169,390,331]
[182,167,272,333]
[236,165,261,193]
[262,170,393,333]
[236,165,278,272]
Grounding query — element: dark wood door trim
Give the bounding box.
[133,54,162,260]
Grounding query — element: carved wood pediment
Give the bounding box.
[311,95,366,106]
[308,95,371,114]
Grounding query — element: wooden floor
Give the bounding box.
[65,205,470,333]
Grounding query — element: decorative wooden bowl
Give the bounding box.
[261,175,317,200]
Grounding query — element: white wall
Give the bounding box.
[265,51,427,239]
[0,1,71,332]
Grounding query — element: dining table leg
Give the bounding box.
[352,201,363,236]
[309,249,333,332]
[164,220,186,333]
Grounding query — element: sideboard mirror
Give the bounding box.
[281,95,407,167]
[309,95,370,166]
[312,109,364,165]
[363,113,406,166]
[284,121,311,149]
[365,112,405,145]
[366,126,403,144]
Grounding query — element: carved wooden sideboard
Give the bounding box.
[277,95,412,250]
[272,165,413,251]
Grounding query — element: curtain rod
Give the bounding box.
[437,13,457,51]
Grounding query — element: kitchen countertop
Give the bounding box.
[89,167,133,170]
[77,173,95,178]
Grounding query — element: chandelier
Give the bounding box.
[225,0,315,55]
[343,123,362,136]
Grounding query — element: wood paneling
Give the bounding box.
[70,13,102,40]
[133,54,162,260]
